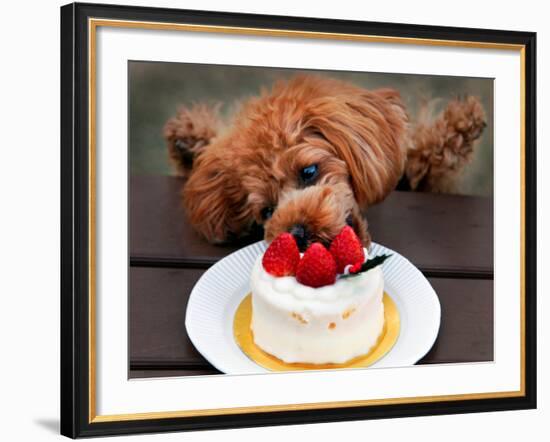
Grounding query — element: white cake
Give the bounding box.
[250,249,385,364]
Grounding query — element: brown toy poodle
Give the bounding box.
[163,75,486,250]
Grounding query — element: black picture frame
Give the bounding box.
[60,2,537,438]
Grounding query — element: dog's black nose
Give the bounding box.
[290,224,308,251]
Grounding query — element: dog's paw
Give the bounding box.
[163,104,221,177]
[442,96,487,163]
[407,95,487,192]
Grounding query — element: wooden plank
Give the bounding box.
[129,267,493,377]
[130,369,221,379]
[367,192,493,277]
[130,175,493,275]
[419,278,494,364]
[129,267,206,365]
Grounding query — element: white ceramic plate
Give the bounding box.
[186,241,441,374]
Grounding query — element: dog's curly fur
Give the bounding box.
[163,75,486,249]
[405,96,487,192]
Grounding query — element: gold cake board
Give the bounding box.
[233,292,400,371]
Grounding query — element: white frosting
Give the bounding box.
[250,249,384,364]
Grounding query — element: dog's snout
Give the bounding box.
[289,224,309,251]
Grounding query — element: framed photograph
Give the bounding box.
[60,2,536,438]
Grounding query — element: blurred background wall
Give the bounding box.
[129,62,493,196]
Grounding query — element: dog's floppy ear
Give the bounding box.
[182,144,250,243]
[163,104,222,178]
[308,88,409,207]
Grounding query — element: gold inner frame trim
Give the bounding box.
[87,17,527,423]
[90,18,525,50]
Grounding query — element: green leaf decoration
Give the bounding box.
[340,254,392,278]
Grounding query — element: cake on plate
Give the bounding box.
[250,226,390,365]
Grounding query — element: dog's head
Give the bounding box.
[171,75,410,250]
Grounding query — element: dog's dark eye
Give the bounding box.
[260,206,274,221]
[299,164,319,185]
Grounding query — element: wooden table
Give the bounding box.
[129,175,494,378]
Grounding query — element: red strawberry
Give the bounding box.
[349,262,363,274]
[296,243,337,288]
[329,226,365,274]
[262,233,300,277]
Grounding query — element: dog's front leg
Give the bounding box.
[405,96,487,193]
[163,103,222,178]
